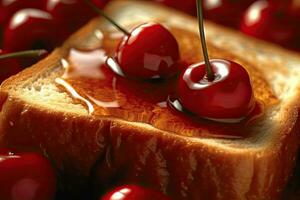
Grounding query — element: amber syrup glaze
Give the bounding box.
[56,25,277,139]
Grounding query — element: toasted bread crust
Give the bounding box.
[0,88,299,200]
[1,1,300,200]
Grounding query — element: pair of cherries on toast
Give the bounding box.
[0,1,256,200]
[92,1,256,198]
[157,0,300,51]
[105,0,255,122]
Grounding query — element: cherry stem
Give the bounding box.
[85,0,130,36]
[196,0,214,81]
[0,49,47,60]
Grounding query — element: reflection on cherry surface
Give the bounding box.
[241,0,300,50]
[0,149,56,200]
[101,185,171,200]
[3,8,57,52]
[115,22,180,79]
[177,59,255,122]
[0,0,45,26]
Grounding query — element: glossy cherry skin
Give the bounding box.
[0,149,56,200]
[202,0,255,28]
[45,0,109,32]
[101,185,171,200]
[177,59,255,121]
[2,8,60,52]
[115,22,180,79]
[155,0,197,15]
[0,50,21,83]
[0,0,45,26]
[240,0,300,50]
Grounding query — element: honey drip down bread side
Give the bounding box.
[0,1,300,200]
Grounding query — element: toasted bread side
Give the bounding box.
[1,1,300,199]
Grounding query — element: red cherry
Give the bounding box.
[0,50,21,83]
[177,59,255,121]
[0,149,56,200]
[155,0,197,15]
[45,0,109,32]
[101,185,171,200]
[115,22,180,79]
[2,9,59,67]
[202,0,255,28]
[0,0,45,26]
[2,8,64,53]
[240,0,300,50]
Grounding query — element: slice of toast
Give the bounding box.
[1,1,300,199]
